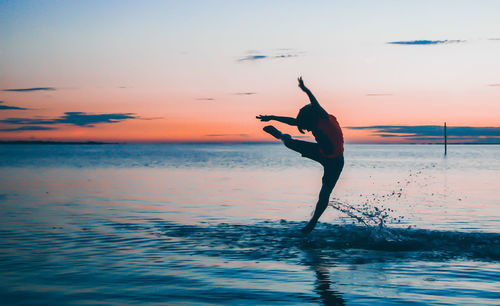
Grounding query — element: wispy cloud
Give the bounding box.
[233,92,256,96]
[347,125,500,143]
[274,54,299,59]
[239,55,268,61]
[196,97,215,101]
[238,49,302,62]
[205,134,249,137]
[1,112,138,128]
[387,40,465,45]
[137,116,163,121]
[0,101,28,110]
[488,84,500,87]
[1,87,56,92]
[0,126,56,132]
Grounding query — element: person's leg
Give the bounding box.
[263,125,287,140]
[263,125,323,163]
[301,180,336,234]
[302,157,344,234]
[283,138,323,163]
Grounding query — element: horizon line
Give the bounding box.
[2,140,500,145]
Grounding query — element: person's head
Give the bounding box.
[296,104,319,134]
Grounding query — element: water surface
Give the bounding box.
[0,144,499,304]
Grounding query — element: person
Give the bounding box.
[256,77,344,234]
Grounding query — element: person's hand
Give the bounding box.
[298,76,306,91]
[256,115,272,122]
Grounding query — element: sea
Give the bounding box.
[0,143,499,305]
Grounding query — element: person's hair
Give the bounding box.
[296,104,318,134]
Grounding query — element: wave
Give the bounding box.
[160,220,500,262]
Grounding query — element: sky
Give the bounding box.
[1,0,500,143]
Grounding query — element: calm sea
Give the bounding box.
[0,144,499,304]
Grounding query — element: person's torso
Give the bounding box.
[312,114,344,158]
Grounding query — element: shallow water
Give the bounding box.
[0,144,499,304]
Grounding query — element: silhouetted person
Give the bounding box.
[257,77,344,234]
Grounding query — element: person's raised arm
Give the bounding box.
[256,115,297,126]
[298,77,328,118]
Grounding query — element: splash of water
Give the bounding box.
[329,200,393,227]
[161,220,500,262]
[329,167,434,228]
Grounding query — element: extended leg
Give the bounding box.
[263,125,323,163]
[283,137,324,164]
[263,125,288,140]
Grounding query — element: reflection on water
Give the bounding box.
[304,248,345,305]
[0,144,499,304]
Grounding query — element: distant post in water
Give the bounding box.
[444,122,447,156]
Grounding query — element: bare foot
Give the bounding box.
[263,125,283,140]
[301,223,314,235]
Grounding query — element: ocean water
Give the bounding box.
[0,143,499,304]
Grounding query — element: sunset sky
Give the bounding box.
[1,1,500,143]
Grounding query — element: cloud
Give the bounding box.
[347,125,500,143]
[196,97,215,101]
[387,40,465,45]
[238,49,302,62]
[274,54,299,59]
[2,87,56,92]
[238,55,268,61]
[205,134,249,137]
[366,93,393,96]
[0,126,56,132]
[0,101,28,110]
[488,84,500,87]
[137,116,163,120]
[1,112,138,128]
[233,92,256,96]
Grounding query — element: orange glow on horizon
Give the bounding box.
[1,89,499,143]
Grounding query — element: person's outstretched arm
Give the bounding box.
[298,77,328,118]
[256,115,297,126]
